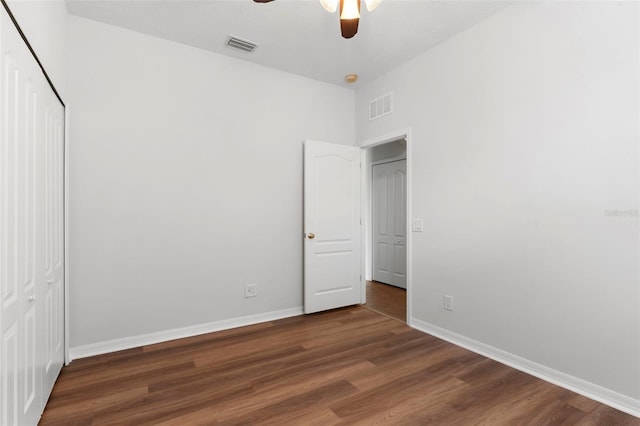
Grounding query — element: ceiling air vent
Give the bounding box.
[225,35,258,53]
[369,92,393,120]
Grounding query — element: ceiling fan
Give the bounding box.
[253,0,382,39]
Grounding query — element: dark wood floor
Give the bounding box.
[365,280,406,322]
[40,307,638,425]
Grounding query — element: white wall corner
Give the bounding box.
[69,307,303,361]
[410,317,640,419]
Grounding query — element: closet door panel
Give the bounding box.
[1,15,42,423]
[42,100,64,396]
[0,32,20,426]
[372,160,406,288]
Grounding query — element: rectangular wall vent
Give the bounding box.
[369,92,393,120]
[225,35,258,53]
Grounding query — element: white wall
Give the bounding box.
[356,1,639,405]
[67,16,355,349]
[5,0,67,98]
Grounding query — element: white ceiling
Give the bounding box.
[65,0,510,88]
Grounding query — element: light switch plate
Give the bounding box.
[245,283,257,298]
[412,218,424,232]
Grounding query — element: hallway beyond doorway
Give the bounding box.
[364,281,406,322]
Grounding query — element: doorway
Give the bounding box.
[362,137,408,322]
[302,130,412,322]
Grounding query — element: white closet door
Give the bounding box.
[1,11,42,424]
[0,6,65,425]
[372,160,406,288]
[42,84,64,398]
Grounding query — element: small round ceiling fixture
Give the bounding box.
[345,74,358,83]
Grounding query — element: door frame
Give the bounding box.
[359,128,412,325]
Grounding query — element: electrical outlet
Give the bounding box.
[245,283,257,298]
[444,295,453,311]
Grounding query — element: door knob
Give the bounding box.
[28,295,36,302]
[307,233,315,239]
[47,279,53,285]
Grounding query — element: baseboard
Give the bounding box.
[410,318,640,418]
[69,307,304,361]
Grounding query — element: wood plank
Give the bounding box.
[39,306,640,425]
[365,280,406,321]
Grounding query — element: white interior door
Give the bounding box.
[1,10,42,424]
[42,90,65,397]
[1,6,65,424]
[304,140,361,314]
[372,160,406,288]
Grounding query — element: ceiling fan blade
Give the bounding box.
[340,18,359,39]
[339,0,360,39]
[253,0,275,2]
